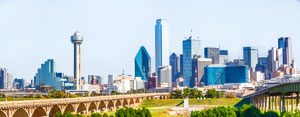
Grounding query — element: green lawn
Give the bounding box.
[140,98,242,117]
[188,98,243,106]
[140,99,183,108]
[0,97,39,101]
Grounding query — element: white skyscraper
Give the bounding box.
[155,19,170,73]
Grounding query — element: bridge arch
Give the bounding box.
[49,105,61,117]
[32,107,47,117]
[115,100,122,109]
[107,100,115,111]
[88,102,97,113]
[64,104,75,113]
[123,99,129,107]
[0,110,7,117]
[98,101,106,112]
[77,103,87,114]
[13,108,29,117]
[129,98,134,105]
[135,98,141,103]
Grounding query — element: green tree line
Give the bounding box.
[191,104,300,117]
[170,88,225,99]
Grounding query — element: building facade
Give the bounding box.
[219,50,229,65]
[278,37,293,66]
[13,78,25,89]
[192,57,212,87]
[155,19,170,72]
[204,47,220,64]
[243,47,258,70]
[203,65,249,86]
[183,36,201,87]
[135,46,151,81]
[34,59,65,91]
[0,68,12,89]
[158,66,172,88]
[169,53,180,86]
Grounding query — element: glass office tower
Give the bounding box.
[34,59,63,90]
[183,36,201,87]
[278,37,293,66]
[204,47,220,64]
[155,19,170,73]
[169,53,179,85]
[135,46,151,81]
[243,47,258,70]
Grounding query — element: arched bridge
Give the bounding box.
[246,81,300,112]
[0,93,169,117]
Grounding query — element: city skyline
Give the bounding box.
[0,0,300,82]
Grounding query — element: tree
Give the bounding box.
[170,90,182,99]
[240,104,261,117]
[262,111,279,117]
[205,89,217,98]
[196,90,204,99]
[216,91,225,98]
[183,88,191,98]
[91,113,103,117]
[190,88,198,98]
[115,107,151,117]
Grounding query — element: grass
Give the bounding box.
[0,97,39,101]
[140,98,243,117]
[188,98,243,106]
[140,99,183,108]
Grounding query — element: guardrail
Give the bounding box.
[0,93,169,109]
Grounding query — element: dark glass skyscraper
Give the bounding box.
[183,36,201,87]
[135,46,151,81]
[243,47,258,70]
[278,37,293,66]
[204,47,220,64]
[169,53,179,84]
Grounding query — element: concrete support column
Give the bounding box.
[265,94,268,112]
[291,97,295,112]
[268,95,273,110]
[297,92,299,110]
[281,94,286,112]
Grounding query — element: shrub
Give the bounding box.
[115,107,151,117]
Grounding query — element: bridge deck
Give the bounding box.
[0,93,168,109]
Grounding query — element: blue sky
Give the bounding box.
[0,0,299,83]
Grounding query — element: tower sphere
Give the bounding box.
[71,31,83,44]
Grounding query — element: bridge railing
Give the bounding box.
[0,93,169,108]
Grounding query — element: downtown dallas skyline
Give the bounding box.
[0,0,299,82]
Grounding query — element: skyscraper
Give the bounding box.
[155,19,170,72]
[204,47,220,64]
[169,53,179,85]
[0,68,10,89]
[219,50,229,65]
[158,66,172,88]
[278,37,293,66]
[108,75,114,87]
[243,47,258,70]
[183,36,201,87]
[268,47,279,73]
[13,78,24,89]
[34,59,63,90]
[71,31,83,90]
[135,46,151,81]
[192,57,212,87]
[180,54,183,77]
